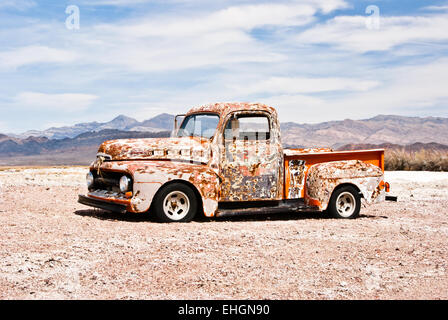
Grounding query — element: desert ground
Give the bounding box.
[0,167,446,299]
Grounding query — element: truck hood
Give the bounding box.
[97,136,212,163]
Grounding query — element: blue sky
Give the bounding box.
[1,0,448,134]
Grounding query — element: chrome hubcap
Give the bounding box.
[163,191,190,220]
[336,192,356,217]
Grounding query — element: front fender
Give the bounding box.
[305,160,384,210]
[101,160,220,216]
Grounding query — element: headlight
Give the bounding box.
[119,176,131,192]
[86,172,94,188]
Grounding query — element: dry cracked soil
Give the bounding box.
[0,167,447,299]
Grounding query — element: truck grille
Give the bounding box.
[89,170,132,193]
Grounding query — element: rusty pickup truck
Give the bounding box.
[78,102,393,222]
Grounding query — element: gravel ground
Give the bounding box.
[0,167,447,300]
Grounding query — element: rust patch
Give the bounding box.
[91,160,220,217]
[284,148,333,156]
[98,136,212,164]
[305,160,384,210]
[217,108,283,202]
[287,159,306,199]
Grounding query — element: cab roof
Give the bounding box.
[186,102,277,118]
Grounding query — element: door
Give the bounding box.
[219,112,283,201]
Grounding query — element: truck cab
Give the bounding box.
[79,102,391,222]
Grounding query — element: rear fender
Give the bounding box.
[304,160,384,210]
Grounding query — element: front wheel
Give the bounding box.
[327,185,361,219]
[153,183,198,222]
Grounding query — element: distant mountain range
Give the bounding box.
[8,113,175,140]
[0,130,171,166]
[281,115,448,148]
[1,113,447,166]
[337,142,448,152]
[0,129,171,156]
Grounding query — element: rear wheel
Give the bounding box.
[153,183,198,222]
[327,185,361,219]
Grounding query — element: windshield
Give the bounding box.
[177,113,220,139]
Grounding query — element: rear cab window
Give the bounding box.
[224,115,270,141]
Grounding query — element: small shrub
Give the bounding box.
[385,149,448,171]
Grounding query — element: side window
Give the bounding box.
[224,115,270,141]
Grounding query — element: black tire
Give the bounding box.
[153,183,198,222]
[327,185,361,219]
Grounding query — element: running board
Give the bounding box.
[215,199,319,217]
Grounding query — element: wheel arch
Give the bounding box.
[149,179,204,216]
[331,182,363,198]
[322,182,363,211]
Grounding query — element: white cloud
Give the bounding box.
[236,76,379,94]
[72,1,347,71]
[0,121,10,133]
[14,92,98,112]
[262,58,448,123]
[0,1,349,74]
[103,73,380,123]
[334,58,448,111]
[0,0,36,11]
[80,0,154,5]
[109,3,319,38]
[0,46,78,70]
[81,0,348,12]
[299,0,349,14]
[80,57,448,125]
[422,5,448,11]
[296,13,448,53]
[91,30,284,72]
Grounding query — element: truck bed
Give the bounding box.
[283,148,385,199]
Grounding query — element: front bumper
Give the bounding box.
[78,194,127,213]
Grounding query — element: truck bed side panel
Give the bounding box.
[284,149,385,199]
